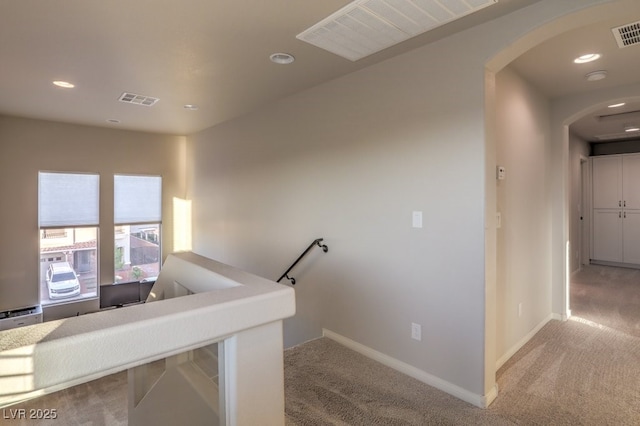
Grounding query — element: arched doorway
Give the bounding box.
[484,0,640,405]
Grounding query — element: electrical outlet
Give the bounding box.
[518,302,523,318]
[411,323,422,341]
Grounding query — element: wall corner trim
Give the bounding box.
[322,328,491,409]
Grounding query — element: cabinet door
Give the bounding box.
[623,154,640,210]
[623,210,640,264]
[592,209,622,262]
[592,156,622,209]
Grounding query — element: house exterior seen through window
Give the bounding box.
[114,175,162,283]
[38,172,99,305]
[38,172,162,305]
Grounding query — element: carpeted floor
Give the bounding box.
[5,264,640,425]
[284,338,510,425]
[570,264,640,337]
[2,370,128,426]
[284,264,640,425]
[284,320,640,425]
[490,319,640,425]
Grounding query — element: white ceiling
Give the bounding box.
[1,0,639,141]
[510,11,640,143]
[0,0,539,135]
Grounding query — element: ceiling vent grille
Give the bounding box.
[118,92,159,107]
[297,0,498,61]
[611,21,640,48]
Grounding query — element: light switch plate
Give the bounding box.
[411,323,422,341]
[497,166,506,180]
[412,211,423,228]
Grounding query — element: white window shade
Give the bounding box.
[39,172,99,227]
[115,175,162,224]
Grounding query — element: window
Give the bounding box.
[114,175,162,283]
[39,172,99,305]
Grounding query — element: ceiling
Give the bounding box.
[510,10,640,143]
[0,0,539,135]
[0,0,638,141]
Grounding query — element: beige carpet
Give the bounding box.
[284,264,640,425]
[284,321,640,425]
[490,319,640,425]
[3,370,128,426]
[571,264,640,337]
[284,338,510,425]
[6,264,640,425]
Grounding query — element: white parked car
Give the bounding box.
[46,262,81,300]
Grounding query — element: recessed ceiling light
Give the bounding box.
[269,53,295,65]
[183,104,199,111]
[625,124,640,132]
[585,70,607,81]
[53,80,75,88]
[608,102,626,108]
[574,53,601,64]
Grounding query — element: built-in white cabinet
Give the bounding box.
[592,209,623,262]
[622,155,640,209]
[591,154,640,265]
[622,210,640,264]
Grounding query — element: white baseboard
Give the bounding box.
[496,313,556,370]
[322,328,495,408]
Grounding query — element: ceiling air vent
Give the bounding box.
[297,0,498,61]
[611,21,640,48]
[118,92,159,107]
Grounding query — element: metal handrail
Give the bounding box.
[277,238,328,285]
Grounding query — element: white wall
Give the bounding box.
[187,45,488,397]
[0,115,186,318]
[494,67,552,364]
[186,0,623,403]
